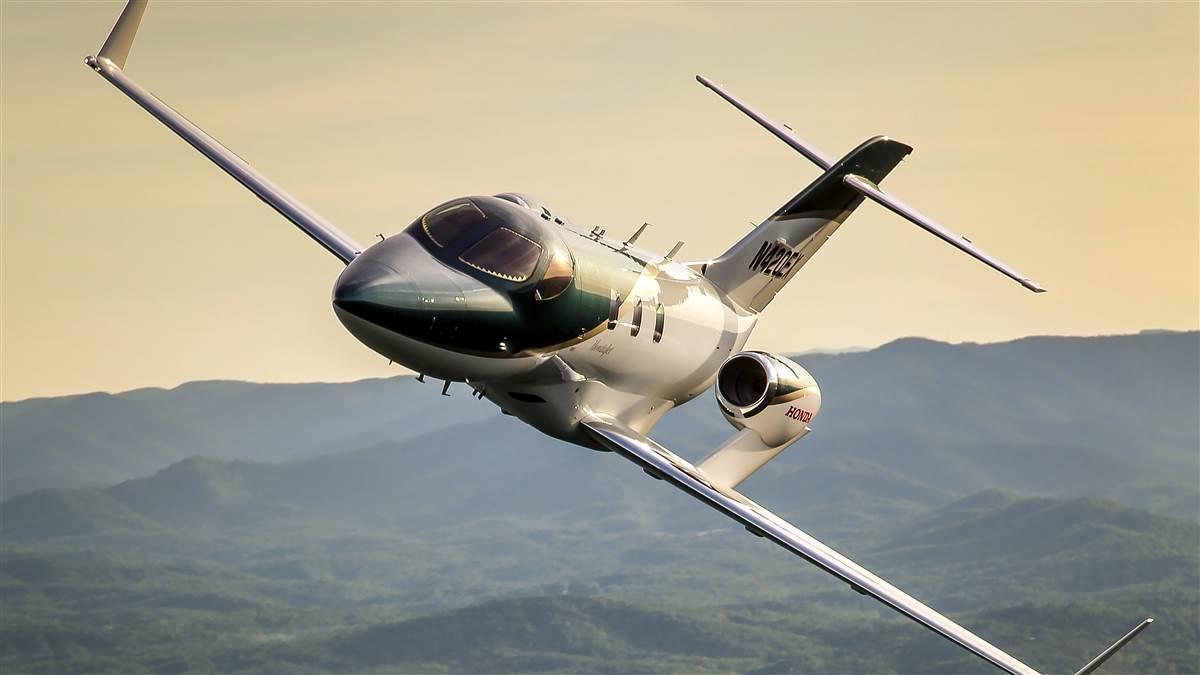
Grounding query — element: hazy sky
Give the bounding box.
[2,1,1196,401]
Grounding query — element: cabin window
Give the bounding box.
[422,200,486,248]
[459,227,542,282]
[535,249,574,301]
[630,299,644,337]
[607,294,621,329]
[653,303,665,343]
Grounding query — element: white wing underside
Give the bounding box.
[581,416,1045,675]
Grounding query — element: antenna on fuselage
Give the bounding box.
[622,223,650,249]
[441,380,452,396]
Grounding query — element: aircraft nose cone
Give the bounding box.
[331,259,420,316]
[331,233,514,352]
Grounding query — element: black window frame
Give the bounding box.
[458,226,543,283]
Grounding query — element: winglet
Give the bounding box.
[1071,617,1153,675]
[97,0,148,69]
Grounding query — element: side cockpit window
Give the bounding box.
[459,227,542,282]
[422,200,486,248]
[535,249,574,301]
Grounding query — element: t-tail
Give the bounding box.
[696,75,1044,313]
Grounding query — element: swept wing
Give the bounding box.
[85,0,361,263]
[581,417,1150,675]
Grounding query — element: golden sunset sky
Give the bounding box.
[2,1,1196,400]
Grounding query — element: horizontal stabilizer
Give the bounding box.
[697,75,832,170]
[842,174,1046,293]
[697,74,1046,294]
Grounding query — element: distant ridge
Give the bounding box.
[5,330,1193,404]
[2,331,1196,515]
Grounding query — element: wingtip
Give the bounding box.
[1070,616,1156,675]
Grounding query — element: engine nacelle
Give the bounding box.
[715,350,822,445]
[699,351,822,490]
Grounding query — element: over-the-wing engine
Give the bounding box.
[698,351,821,489]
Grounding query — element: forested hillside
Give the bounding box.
[2,331,1196,673]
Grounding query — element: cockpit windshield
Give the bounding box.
[422,200,486,248]
[458,227,542,282]
[411,196,576,294]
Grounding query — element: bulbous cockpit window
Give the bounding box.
[422,200,486,248]
[411,196,575,297]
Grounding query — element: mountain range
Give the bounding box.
[1,330,1196,674]
[4,330,1196,519]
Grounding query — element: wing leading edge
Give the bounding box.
[86,0,361,264]
[581,417,1150,675]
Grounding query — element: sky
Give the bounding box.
[1,1,1197,401]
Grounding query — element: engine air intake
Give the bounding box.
[717,352,775,413]
[715,350,821,445]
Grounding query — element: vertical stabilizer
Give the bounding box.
[702,136,911,312]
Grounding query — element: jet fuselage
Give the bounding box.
[332,194,755,444]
